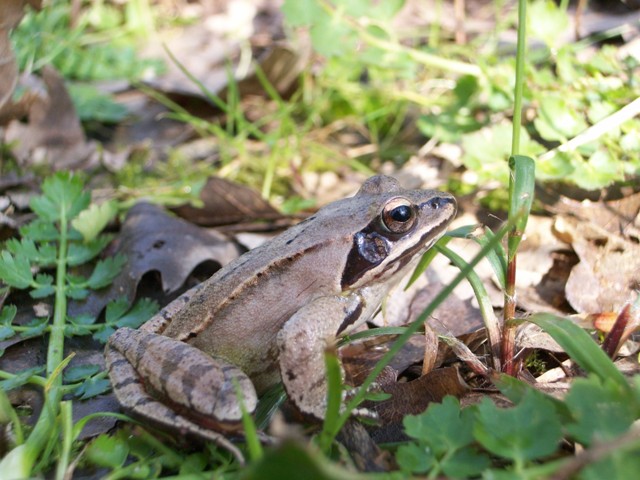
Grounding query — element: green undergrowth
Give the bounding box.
[0,173,156,478]
[11,1,164,125]
[396,314,640,479]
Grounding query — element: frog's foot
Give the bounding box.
[106,327,258,463]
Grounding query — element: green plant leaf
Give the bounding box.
[93,326,115,344]
[179,453,208,475]
[100,298,158,339]
[0,326,15,341]
[0,305,17,325]
[492,372,572,421]
[66,236,111,266]
[30,284,55,299]
[66,285,90,300]
[19,219,60,242]
[64,364,101,383]
[442,446,491,478]
[30,172,90,222]
[528,0,569,49]
[461,122,542,186]
[86,254,126,289]
[474,390,562,463]
[105,297,130,324]
[0,367,44,391]
[572,149,625,190]
[310,12,357,58]
[85,434,129,468]
[473,227,507,289]
[71,200,118,242]
[403,396,475,455]
[5,239,56,266]
[508,155,535,260]
[396,442,434,474]
[65,314,96,336]
[68,83,129,123]
[564,376,638,446]
[534,94,587,142]
[31,273,54,299]
[74,377,112,400]
[282,0,325,26]
[0,251,34,289]
[580,446,640,480]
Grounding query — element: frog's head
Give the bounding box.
[341,175,457,290]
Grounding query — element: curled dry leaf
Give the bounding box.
[172,176,281,227]
[71,203,240,317]
[4,66,96,169]
[554,214,640,314]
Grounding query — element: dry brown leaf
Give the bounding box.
[70,202,240,317]
[553,192,640,242]
[368,367,469,443]
[172,176,281,227]
[554,215,640,313]
[5,66,95,169]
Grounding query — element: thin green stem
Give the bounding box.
[511,0,527,156]
[22,206,70,471]
[55,401,73,480]
[0,370,47,387]
[503,0,528,376]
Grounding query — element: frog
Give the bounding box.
[105,175,457,458]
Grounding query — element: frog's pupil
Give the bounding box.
[391,205,411,222]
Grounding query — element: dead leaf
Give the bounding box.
[555,215,640,313]
[70,202,240,317]
[0,0,42,112]
[552,192,640,242]
[341,335,430,386]
[141,2,307,102]
[368,367,469,443]
[172,176,281,227]
[5,66,96,169]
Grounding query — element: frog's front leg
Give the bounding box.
[105,327,256,461]
[277,293,367,420]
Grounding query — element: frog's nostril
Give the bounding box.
[428,196,454,210]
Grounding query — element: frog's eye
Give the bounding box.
[381,198,416,234]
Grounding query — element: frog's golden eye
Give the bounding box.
[381,198,416,234]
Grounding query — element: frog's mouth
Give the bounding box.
[340,195,456,289]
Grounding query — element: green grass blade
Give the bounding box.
[474,227,507,290]
[507,155,535,260]
[527,313,631,394]
[233,379,263,462]
[405,236,450,289]
[319,350,344,452]
[436,244,502,368]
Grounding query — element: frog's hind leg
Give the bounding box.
[105,327,257,463]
